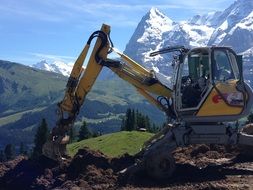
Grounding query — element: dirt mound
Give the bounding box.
[0,148,134,190]
[173,144,238,168]
[67,148,112,178]
[0,156,27,177]
[0,155,59,190]
[0,145,253,190]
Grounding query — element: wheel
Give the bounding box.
[241,124,253,135]
[239,124,253,158]
[145,151,175,179]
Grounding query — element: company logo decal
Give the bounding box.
[212,92,243,105]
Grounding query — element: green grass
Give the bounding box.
[67,131,153,157]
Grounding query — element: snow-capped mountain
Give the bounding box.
[32,60,73,76]
[124,0,253,79]
[124,7,175,74]
[124,7,214,76]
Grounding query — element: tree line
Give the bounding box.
[121,108,160,133]
[0,108,159,161]
[0,108,163,161]
[0,142,29,162]
[0,118,96,161]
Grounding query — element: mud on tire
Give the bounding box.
[145,151,175,179]
[239,124,253,158]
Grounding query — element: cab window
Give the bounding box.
[180,49,210,109]
[228,52,240,79]
[213,50,235,81]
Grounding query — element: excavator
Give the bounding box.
[43,24,253,179]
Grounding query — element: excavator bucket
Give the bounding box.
[42,135,70,161]
[42,141,62,161]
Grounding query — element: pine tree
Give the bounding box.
[32,118,49,158]
[78,121,92,141]
[121,108,159,132]
[125,108,132,131]
[137,113,146,129]
[129,109,136,131]
[4,144,15,160]
[136,110,142,129]
[144,115,151,131]
[150,123,160,133]
[122,108,137,131]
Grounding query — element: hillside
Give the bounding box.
[0,60,66,116]
[67,131,154,157]
[0,61,165,146]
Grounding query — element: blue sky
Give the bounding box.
[0,0,235,65]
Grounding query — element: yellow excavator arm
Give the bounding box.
[43,24,173,160]
[61,24,172,119]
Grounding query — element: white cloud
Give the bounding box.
[30,52,76,62]
[0,0,234,27]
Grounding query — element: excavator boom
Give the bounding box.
[43,24,174,160]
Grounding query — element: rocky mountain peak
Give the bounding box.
[215,0,253,28]
[142,7,174,36]
[124,8,174,65]
[148,7,173,26]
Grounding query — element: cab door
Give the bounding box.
[175,48,211,113]
[196,47,249,119]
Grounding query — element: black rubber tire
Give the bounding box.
[145,151,175,179]
[239,124,253,158]
[241,124,253,135]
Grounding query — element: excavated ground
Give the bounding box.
[0,145,253,190]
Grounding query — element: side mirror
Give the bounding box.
[179,54,184,63]
[236,55,243,80]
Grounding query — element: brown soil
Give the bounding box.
[0,145,253,190]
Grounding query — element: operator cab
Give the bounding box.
[174,46,253,122]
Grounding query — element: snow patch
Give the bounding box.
[181,22,214,47]
[32,60,73,76]
[229,11,253,35]
[220,20,228,31]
